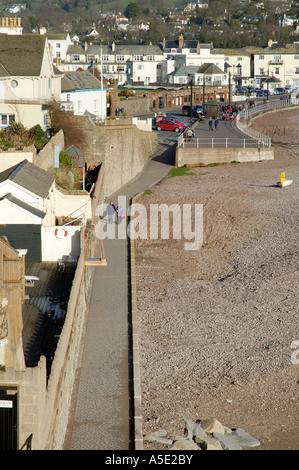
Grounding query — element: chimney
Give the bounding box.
[17,18,21,27]
[178,34,184,49]
[112,42,115,52]
[85,41,88,51]
[162,37,166,50]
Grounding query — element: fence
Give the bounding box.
[178,137,261,148]
[236,92,299,148]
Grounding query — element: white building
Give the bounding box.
[60,42,165,86]
[253,41,299,88]
[47,33,73,65]
[60,71,107,120]
[0,34,62,130]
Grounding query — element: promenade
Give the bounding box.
[63,142,175,450]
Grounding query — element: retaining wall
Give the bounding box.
[175,146,274,167]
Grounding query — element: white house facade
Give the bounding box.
[61,71,107,120]
[253,42,299,88]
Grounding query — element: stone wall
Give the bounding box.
[76,116,157,202]
[34,129,65,171]
[175,146,274,167]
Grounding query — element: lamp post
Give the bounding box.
[202,74,206,115]
[188,74,194,126]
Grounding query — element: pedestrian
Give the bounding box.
[208,118,213,131]
[116,203,125,224]
[106,201,116,224]
[186,127,194,141]
[214,118,219,130]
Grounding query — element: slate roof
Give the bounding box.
[0,160,55,198]
[0,193,46,219]
[0,34,46,77]
[61,71,102,92]
[197,63,225,74]
[163,39,199,53]
[67,43,163,57]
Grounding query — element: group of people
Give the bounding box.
[221,103,240,121]
[106,201,125,224]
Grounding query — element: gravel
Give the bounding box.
[135,108,299,450]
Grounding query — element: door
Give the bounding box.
[0,387,18,450]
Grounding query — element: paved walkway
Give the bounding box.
[63,142,175,450]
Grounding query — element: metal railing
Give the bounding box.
[236,93,299,148]
[178,137,262,148]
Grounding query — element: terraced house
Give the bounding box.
[253,41,299,89]
[60,41,165,86]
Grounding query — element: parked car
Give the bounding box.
[181,105,197,116]
[273,87,286,95]
[194,104,204,114]
[256,89,269,97]
[159,116,188,129]
[156,119,184,132]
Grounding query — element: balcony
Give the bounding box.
[268,59,283,65]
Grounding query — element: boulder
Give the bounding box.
[233,428,260,448]
[213,432,243,450]
[200,418,225,435]
[172,439,201,451]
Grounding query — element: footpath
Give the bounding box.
[63,142,175,450]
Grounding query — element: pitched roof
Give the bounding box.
[197,63,224,74]
[67,43,164,57]
[61,71,102,92]
[0,160,55,198]
[0,34,47,77]
[0,193,46,219]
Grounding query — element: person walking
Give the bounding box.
[106,201,116,224]
[116,203,125,224]
[208,118,213,131]
[214,118,219,130]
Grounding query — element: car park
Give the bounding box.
[156,119,184,132]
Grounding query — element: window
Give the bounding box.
[117,66,125,72]
[137,64,144,70]
[56,51,61,58]
[0,114,15,127]
[72,54,80,62]
[134,55,143,61]
[66,93,71,102]
[87,55,96,62]
[274,55,281,61]
[295,55,299,60]
[259,68,265,75]
[275,68,279,74]
[259,55,264,60]
[237,57,242,61]
[56,43,61,48]
[116,55,125,61]
[295,68,299,74]
[146,55,154,61]
[102,55,109,61]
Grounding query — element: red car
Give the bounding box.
[156,118,184,132]
[159,116,189,129]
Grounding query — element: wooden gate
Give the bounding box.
[0,387,18,450]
